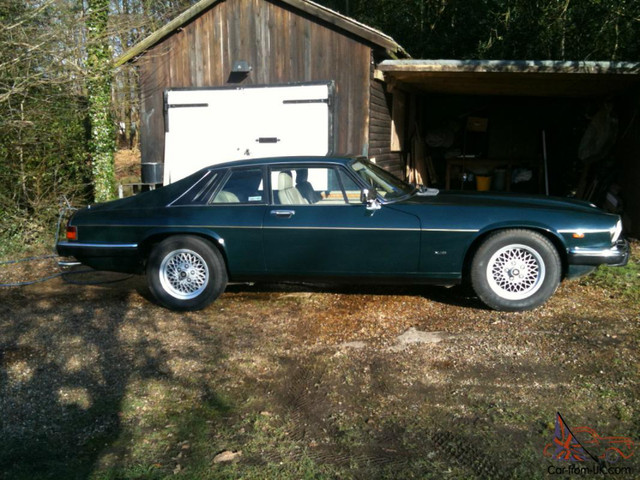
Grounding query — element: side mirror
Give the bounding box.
[360,188,377,203]
[361,188,381,211]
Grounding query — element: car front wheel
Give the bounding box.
[147,236,227,311]
[471,229,561,311]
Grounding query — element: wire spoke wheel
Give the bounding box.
[159,249,210,300]
[148,236,227,311]
[486,244,546,300]
[471,230,560,311]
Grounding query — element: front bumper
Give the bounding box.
[568,239,629,267]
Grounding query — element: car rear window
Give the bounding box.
[171,170,222,205]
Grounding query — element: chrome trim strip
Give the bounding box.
[168,170,212,206]
[80,224,261,229]
[569,247,622,257]
[558,229,610,234]
[59,242,138,248]
[262,226,421,231]
[422,228,479,232]
[170,202,269,207]
[74,224,477,232]
[58,260,82,267]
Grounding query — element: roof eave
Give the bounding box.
[115,0,406,67]
[377,59,640,75]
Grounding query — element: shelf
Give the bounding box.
[445,157,542,192]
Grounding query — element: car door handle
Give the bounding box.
[270,210,295,218]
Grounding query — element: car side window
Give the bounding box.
[339,169,364,204]
[210,168,265,204]
[271,167,348,205]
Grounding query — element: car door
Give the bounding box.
[205,167,268,274]
[263,165,421,275]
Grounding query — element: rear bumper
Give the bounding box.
[56,241,142,273]
[56,241,139,257]
[568,239,629,267]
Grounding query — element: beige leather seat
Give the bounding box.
[277,171,309,205]
[212,190,240,203]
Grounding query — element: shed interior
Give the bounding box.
[379,60,640,237]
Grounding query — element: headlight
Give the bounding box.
[610,218,622,243]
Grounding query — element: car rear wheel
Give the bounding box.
[147,236,227,311]
[605,449,622,463]
[471,229,561,311]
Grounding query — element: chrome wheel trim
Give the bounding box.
[159,249,209,300]
[486,244,546,300]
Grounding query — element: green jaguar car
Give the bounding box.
[57,156,628,311]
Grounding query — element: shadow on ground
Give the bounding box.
[0,264,638,479]
[225,281,489,310]
[0,275,230,479]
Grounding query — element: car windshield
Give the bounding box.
[349,159,415,201]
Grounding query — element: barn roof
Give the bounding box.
[115,0,407,67]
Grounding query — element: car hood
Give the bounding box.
[398,190,600,214]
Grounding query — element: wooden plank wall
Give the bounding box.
[137,0,373,165]
[368,68,404,178]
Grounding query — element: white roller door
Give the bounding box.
[163,82,334,184]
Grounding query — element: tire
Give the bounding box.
[470,229,561,311]
[146,235,227,311]
[605,449,621,464]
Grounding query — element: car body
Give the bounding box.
[543,426,635,463]
[57,156,629,311]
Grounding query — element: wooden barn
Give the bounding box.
[116,0,408,181]
[118,0,640,236]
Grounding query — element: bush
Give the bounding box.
[0,87,91,256]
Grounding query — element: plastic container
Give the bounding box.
[141,162,164,184]
[476,175,492,191]
[493,168,507,191]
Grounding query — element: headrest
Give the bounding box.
[278,171,293,190]
[295,169,308,183]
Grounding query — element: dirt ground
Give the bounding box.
[0,254,639,479]
[114,149,141,181]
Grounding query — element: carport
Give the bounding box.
[376,59,640,237]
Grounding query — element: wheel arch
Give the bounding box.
[138,229,230,274]
[462,225,569,282]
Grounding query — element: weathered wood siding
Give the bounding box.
[137,0,373,165]
[368,71,404,178]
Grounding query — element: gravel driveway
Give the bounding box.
[1,255,638,479]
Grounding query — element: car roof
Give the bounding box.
[204,156,360,171]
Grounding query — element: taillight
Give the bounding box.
[66,226,77,241]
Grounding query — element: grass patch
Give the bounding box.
[0,229,55,260]
[580,241,640,303]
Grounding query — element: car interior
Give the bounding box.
[277,171,309,205]
[272,168,352,205]
[209,166,363,206]
[211,168,264,204]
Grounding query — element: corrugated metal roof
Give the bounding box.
[116,0,407,67]
[377,59,640,97]
[378,59,640,74]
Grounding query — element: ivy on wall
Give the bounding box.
[87,0,116,202]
